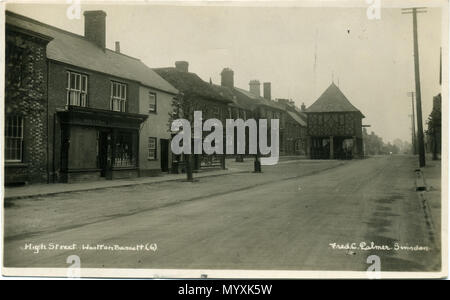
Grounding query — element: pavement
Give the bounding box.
[2,155,443,275]
[2,156,306,200]
[417,156,443,251]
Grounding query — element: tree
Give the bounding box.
[363,129,406,156]
[425,94,441,160]
[168,92,198,181]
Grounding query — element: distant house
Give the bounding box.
[154,62,233,170]
[235,81,287,155]
[5,10,177,183]
[305,83,365,159]
[277,99,308,156]
[217,68,289,156]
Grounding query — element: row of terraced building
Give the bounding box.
[4,10,364,185]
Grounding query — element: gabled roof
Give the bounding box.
[306,83,364,117]
[5,11,178,95]
[153,68,232,104]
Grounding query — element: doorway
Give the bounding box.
[98,131,112,178]
[160,139,169,172]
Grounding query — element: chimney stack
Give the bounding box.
[221,68,234,88]
[84,10,107,49]
[175,61,189,72]
[115,41,120,53]
[277,98,293,107]
[249,80,261,97]
[263,82,271,100]
[301,102,306,112]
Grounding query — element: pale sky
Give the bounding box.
[6,1,444,143]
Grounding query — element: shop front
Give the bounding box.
[57,106,147,183]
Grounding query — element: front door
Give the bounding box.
[160,139,169,172]
[98,131,112,178]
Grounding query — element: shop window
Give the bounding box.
[111,81,127,112]
[5,115,23,162]
[67,71,88,107]
[114,133,135,167]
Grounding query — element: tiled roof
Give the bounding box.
[153,68,233,104]
[234,87,285,111]
[306,83,363,116]
[210,84,257,111]
[287,111,307,127]
[5,11,178,95]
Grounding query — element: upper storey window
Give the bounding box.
[67,71,88,107]
[111,81,127,112]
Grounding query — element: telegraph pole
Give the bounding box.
[402,7,426,167]
[409,114,415,154]
[407,91,417,154]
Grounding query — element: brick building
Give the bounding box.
[305,83,365,159]
[4,21,53,184]
[277,99,308,156]
[232,80,287,154]
[5,10,177,183]
[154,62,233,171]
[217,68,308,158]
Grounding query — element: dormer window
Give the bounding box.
[111,81,127,112]
[66,71,88,107]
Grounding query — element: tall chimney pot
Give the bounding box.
[84,10,107,49]
[263,82,271,100]
[221,68,234,88]
[249,80,261,97]
[115,41,120,53]
[301,102,306,112]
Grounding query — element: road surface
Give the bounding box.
[3,155,441,273]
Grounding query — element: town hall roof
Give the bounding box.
[306,83,364,117]
[5,11,178,95]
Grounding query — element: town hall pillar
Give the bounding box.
[329,136,334,159]
[352,136,357,159]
